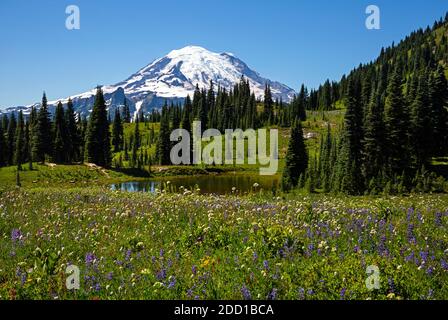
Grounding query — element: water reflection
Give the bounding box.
[111,175,279,195]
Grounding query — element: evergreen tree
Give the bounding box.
[263,84,273,125]
[362,88,385,186]
[14,111,25,170]
[131,117,140,167]
[0,120,6,167]
[6,113,16,165]
[85,87,112,167]
[32,93,53,163]
[65,98,80,162]
[338,79,364,194]
[24,121,32,170]
[281,120,308,191]
[384,69,409,176]
[156,105,171,165]
[122,99,131,123]
[53,101,68,163]
[410,71,432,167]
[430,65,448,156]
[112,108,124,153]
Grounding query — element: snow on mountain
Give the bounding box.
[2,46,296,118]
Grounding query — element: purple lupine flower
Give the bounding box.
[298,288,305,300]
[11,229,22,243]
[151,256,156,264]
[307,289,315,296]
[85,253,96,267]
[441,259,448,271]
[388,278,396,293]
[340,288,346,300]
[192,265,197,276]
[241,285,251,300]
[156,268,167,280]
[267,288,277,300]
[435,212,443,227]
[125,249,132,261]
[263,260,269,270]
[159,249,164,257]
[168,277,176,289]
[106,272,113,280]
[253,252,258,261]
[420,251,428,263]
[21,272,27,286]
[407,224,416,244]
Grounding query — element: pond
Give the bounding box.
[111,174,280,195]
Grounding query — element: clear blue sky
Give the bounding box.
[1,0,448,108]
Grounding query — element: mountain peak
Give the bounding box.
[4,46,296,118]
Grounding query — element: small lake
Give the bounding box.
[111,174,280,195]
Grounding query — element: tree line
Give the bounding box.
[282,13,448,195]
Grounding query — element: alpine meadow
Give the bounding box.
[1,2,448,305]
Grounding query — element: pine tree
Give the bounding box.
[384,69,409,176]
[338,79,364,194]
[53,101,69,163]
[181,95,192,133]
[112,108,124,153]
[430,65,448,156]
[362,87,385,185]
[319,123,333,192]
[65,98,80,162]
[122,99,131,123]
[14,111,25,170]
[281,120,308,191]
[85,87,112,167]
[6,113,16,165]
[24,121,32,170]
[263,84,273,125]
[131,117,140,167]
[0,120,6,167]
[32,93,53,163]
[156,105,171,165]
[410,71,432,168]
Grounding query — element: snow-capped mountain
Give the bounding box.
[1,46,296,118]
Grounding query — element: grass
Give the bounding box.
[0,164,145,189]
[0,187,447,300]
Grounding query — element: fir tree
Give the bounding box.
[0,120,6,167]
[85,87,112,167]
[384,69,409,176]
[14,111,25,170]
[65,98,80,162]
[131,117,140,167]
[362,87,385,185]
[6,113,16,165]
[410,71,432,167]
[281,120,308,191]
[53,101,68,163]
[156,105,171,165]
[112,108,124,153]
[263,84,273,125]
[430,65,448,156]
[32,93,52,164]
[338,79,364,195]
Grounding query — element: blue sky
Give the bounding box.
[1,0,448,108]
